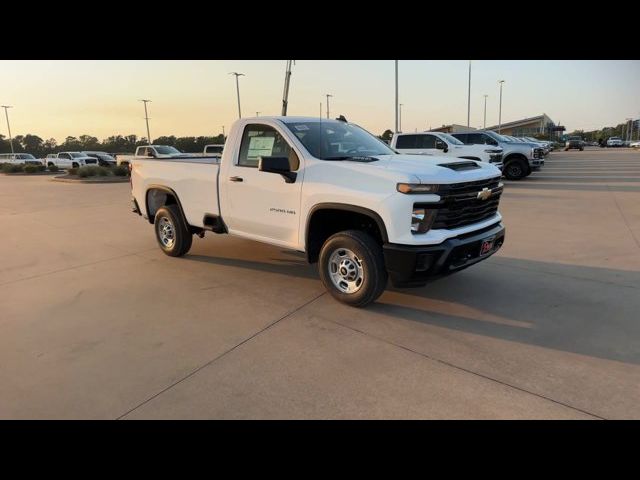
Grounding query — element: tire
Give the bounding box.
[72,162,79,168]
[154,204,192,257]
[579,148,584,151]
[318,230,387,308]
[503,160,527,180]
[47,162,53,167]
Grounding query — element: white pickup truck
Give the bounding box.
[117,145,191,165]
[45,152,99,168]
[131,116,506,307]
[391,132,503,169]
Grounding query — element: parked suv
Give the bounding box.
[0,153,44,165]
[606,137,623,147]
[452,131,545,180]
[390,132,503,169]
[564,136,584,151]
[82,151,116,166]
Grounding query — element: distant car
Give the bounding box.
[82,151,116,166]
[630,140,640,148]
[203,144,224,156]
[607,137,623,147]
[564,136,584,151]
[116,145,192,165]
[46,152,98,168]
[0,153,44,165]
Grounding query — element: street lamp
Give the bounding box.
[399,103,403,133]
[498,80,505,133]
[467,60,472,127]
[138,100,151,145]
[325,94,333,119]
[229,72,245,119]
[395,60,399,133]
[483,94,488,129]
[1,105,14,154]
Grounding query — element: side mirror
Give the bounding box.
[258,156,297,183]
[435,140,448,153]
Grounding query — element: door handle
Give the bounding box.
[229,176,243,182]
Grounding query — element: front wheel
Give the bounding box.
[72,162,79,168]
[154,205,192,257]
[318,230,388,307]
[503,160,527,180]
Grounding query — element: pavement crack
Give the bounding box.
[327,318,606,420]
[607,185,640,251]
[116,291,327,419]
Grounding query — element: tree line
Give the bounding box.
[0,133,226,156]
[567,121,638,142]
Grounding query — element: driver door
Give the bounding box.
[222,122,303,248]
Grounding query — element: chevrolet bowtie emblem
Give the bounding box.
[477,188,492,201]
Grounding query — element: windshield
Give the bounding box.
[154,146,181,155]
[485,131,509,143]
[439,133,464,145]
[20,154,36,159]
[283,120,395,160]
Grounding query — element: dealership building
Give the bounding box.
[485,114,558,137]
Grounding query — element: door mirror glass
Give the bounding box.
[435,140,447,152]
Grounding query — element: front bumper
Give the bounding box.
[531,158,545,169]
[383,222,505,287]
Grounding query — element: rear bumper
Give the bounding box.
[383,222,505,287]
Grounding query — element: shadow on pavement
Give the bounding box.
[186,246,640,366]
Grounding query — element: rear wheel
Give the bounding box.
[72,162,79,168]
[318,230,387,307]
[154,205,192,257]
[503,160,527,180]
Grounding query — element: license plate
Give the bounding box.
[479,238,494,256]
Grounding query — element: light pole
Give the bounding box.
[229,72,245,119]
[626,118,633,142]
[1,105,14,154]
[498,80,505,133]
[138,100,151,144]
[399,103,403,133]
[395,60,399,133]
[325,94,333,119]
[467,60,472,127]
[483,94,488,129]
[222,125,225,138]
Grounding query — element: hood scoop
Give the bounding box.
[344,156,379,163]
[438,161,480,171]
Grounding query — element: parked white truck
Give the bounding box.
[390,132,503,170]
[45,152,99,168]
[117,145,191,165]
[130,116,505,307]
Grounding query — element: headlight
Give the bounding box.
[411,207,436,233]
[397,183,439,194]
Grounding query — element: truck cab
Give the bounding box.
[390,131,503,170]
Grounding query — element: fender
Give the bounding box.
[145,184,188,225]
[305,202,389,246]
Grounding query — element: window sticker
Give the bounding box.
[294,124,309,131]
[247,136,275,159]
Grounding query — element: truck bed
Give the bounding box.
[131,157,220,228]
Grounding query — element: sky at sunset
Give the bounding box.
[1,60,639,141]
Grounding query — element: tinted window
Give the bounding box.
[452,133,468,143]
[395,135,419,149]
[238,124,298,169]
[417,135,436,149]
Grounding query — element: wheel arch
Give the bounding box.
[305,203,389,264]
[145,185,188,225]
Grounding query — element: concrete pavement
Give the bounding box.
[1,148,639,419]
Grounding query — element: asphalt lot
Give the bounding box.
[1,147,639,419]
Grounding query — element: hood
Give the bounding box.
[336,154,502,184]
